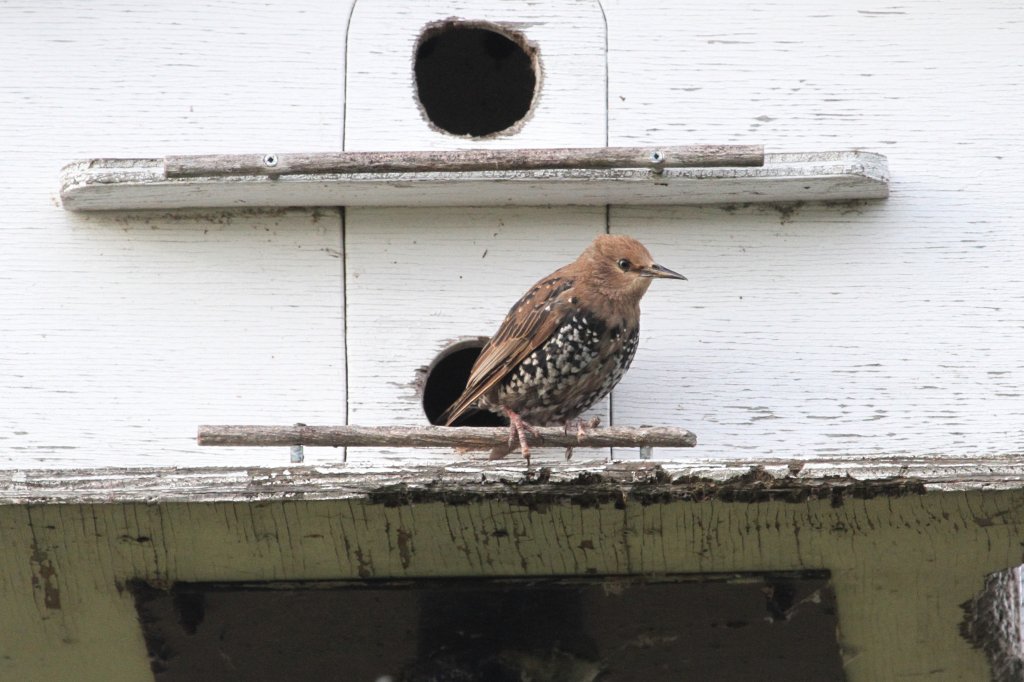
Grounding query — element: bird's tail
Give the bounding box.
[439,398,471,426]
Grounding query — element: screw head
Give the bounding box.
[263,153,279,168]
[649,151,665,164]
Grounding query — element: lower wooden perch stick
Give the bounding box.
[197,425,696,449]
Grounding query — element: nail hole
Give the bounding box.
[422,338,507,427]
[414,21,538,138]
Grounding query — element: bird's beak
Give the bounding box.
[642,263,687,280]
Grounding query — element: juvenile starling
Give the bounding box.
[441,234,686,461]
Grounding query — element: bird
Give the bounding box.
[441,234,686,462]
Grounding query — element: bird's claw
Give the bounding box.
[562,417,602,461]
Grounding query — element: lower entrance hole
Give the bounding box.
[421,338,506,427]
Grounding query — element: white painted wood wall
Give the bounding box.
[2,0,1022,469]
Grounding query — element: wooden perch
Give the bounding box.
[165,145,764,178]
[197,425,696,449]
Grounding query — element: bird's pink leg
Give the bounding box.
[503,408,538,464]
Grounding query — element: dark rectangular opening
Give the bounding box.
[130,572,843,681]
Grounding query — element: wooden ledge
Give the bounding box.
[2,454,1022,505]
[59,149,888,211]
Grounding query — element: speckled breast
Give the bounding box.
[483,311,640,424]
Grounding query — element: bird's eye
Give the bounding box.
[617,258,631,271]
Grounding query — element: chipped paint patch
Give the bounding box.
[29,542,61,610]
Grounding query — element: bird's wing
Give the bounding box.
[442,276,576,425]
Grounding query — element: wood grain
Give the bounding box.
[0,1,351,469]
[4,455,1024,504]
[596,0,1024,461]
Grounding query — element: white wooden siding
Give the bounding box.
[603,0,1024,458]
[1,0,1023,468]
[0,2,352,468]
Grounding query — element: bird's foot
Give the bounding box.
[503,409,539,465]
[562,417,602,461]
[579,416,601,441]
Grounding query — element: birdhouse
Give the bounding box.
[3,1,1024,680]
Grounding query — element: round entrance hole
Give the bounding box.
[421,338,506,427]
[414,22,538,137]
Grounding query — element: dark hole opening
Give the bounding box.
[414,23,537,137]
[422,339,506,427]
[129,572,843,682]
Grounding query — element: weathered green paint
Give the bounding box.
[1,489,1022,680]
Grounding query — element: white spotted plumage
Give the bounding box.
[480,312,640,424]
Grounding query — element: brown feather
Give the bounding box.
[441,267,576,425]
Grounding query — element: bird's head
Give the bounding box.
[580,234,687,302]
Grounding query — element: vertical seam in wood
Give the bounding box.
[597,0,609,148]
[605,204,614,456]
[340,1,357,461]
[599,1,612,458]
[340,0,359,151]
[341,207,349,462]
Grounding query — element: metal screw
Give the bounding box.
[649,150,665,164]
[263,153,279,168]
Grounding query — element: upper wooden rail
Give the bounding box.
[165,145,764,177]
[60,150,888,211]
